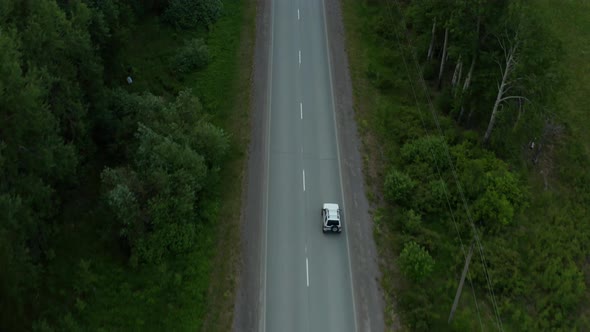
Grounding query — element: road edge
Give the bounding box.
[323,0,386,330]
[232,0,271,330]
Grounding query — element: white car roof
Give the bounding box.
[323,203,339,211]
[323,203,340,221]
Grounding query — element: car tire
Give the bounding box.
[331,226,338,233]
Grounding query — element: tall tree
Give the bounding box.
[0,26,76,330]
[483,29,524,144]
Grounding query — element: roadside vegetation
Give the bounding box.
[0,0,254,330]
[342,0,590,330]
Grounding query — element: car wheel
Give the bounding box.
[322,228,326,233]
[331,226,338,233]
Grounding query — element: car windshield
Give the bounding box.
[327,220,339,226]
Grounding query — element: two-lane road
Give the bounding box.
[262,0,357,331]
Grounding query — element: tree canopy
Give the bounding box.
[0,0,232,330]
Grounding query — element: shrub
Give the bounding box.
[164,0,222,29]
[422,60,438,81]
[400,135,448,170]
[436,87,453,114]
[384,168,415,205]
[398,288,437,332]
[414,179,447,215]
[172,38,210,73]
[402,209,422,234]
[472,190,514,232]
[399,241,435,282]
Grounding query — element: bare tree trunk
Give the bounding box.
[512,98,524,130]
[483,82,506,143]
[452,56,463,88]
[483,35,519,144]
[458,106,466,123]
[427,18,437,61]
[466,108,474,126]
[457,58,463,86]
[438,26,449,88]
[462,16,480,94]
[462,56,476,93]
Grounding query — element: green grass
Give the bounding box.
[41,2,255,330]
[536,0,590,157]
[189,0,257,331]
[123,17,193,98]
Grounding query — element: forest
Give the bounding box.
[343,0,590,330]
[3,0,589,330]
[0,0,253,330]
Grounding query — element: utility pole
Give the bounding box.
[448,241,475,323]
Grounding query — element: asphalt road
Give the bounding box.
[262,0,357,331]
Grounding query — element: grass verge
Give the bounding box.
[195,0,257,331]
[535,0,590,157]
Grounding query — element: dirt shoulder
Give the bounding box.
[232,0,270,330]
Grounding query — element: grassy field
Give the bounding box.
[42,1,256,330]
[536,0,590,157]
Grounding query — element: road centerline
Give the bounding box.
[306,258,309,287]
[300,102,303,119]
[302,169,306,191]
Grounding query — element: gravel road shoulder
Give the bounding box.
[232,0,270,330]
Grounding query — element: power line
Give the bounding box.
[381,1,503,330]
[385,1,503,329]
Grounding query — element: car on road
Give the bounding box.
[322,203,342,233]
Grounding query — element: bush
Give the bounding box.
[398,288,437,332]
[402,209,422,234]
[399,241,435,282]
[422,60,438,81]
[436,87,453,114]
[164,0,222,29]
[172,38,210,73]
[400,135,448,171]
[384,168,415,205]
[100,90,228,265]
[414,179,447,215]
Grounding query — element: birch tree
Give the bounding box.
[456,13,480,123]
[437,25,449,88]
[427,18,436,61]
[461,14,480,94]
[483,31,526,144]
[451,55,463,90]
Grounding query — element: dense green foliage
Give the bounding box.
[173,38,211,73]
[384,168,415,205]
[0,0,247,330]
[344,0,590,330]
[102,90,228,265]
[165,0,223,29]
[399,241,435,282]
